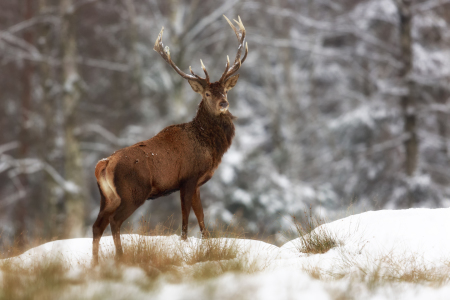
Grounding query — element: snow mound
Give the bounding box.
[280,208,450,273]
[6,208,450,269]
[6,234,281,268]
[3,208,450,299]
[6,208,450,270]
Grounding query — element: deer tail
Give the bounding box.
[95,158,109,180]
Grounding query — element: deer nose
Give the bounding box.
[219,101,228,108]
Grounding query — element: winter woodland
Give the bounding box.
[1,0,450,250]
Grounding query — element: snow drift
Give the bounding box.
[3,208,450,300]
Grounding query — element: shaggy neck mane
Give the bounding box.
[191,100,235,161]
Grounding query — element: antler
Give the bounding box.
[154,27,210,84]
[219,15,248,83]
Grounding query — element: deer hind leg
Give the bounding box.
[192,187,208,238]
[92,170,121,265]
[109,200,143,259]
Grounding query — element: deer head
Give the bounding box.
[154,15,248,116]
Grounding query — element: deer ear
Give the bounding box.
[188,80,204,94]
[224,74,239,91]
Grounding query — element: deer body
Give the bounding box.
[92,16,247,264]
[96,101,235,203]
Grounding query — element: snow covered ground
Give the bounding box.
[2,208,450,300]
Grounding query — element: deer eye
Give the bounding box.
[206,92,210,97]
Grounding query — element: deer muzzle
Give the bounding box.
[219,101,228,112]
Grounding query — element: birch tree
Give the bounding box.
[61,0,84,238]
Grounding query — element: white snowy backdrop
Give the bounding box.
[1,0,450,251]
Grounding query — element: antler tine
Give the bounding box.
[188,63,210,83]
[153,27,207,83]
[189,66,199,78]
[220,15,248,83]
[219,55,231,83]
[233,16,246,43]
[200,59,210,83]
[223,15,239,40]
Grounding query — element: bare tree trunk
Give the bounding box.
[303,0,319,180]
[436,89,448,157]
[61,0,84,238]
[273,0,294,174]
[125,0,142,97]
[38,0,62,239]
[397,0,417,177]
[169,0,189,120]
[15,0,34,250]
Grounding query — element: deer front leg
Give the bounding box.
[180,180,196,240]
[192,187,208,238]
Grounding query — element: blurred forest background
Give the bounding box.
[1,0,450,251]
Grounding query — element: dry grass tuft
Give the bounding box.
[185,222,244,264]
[290,207,341,254]
[338,252,450,288]
[183,222,259,280]
[97,218,262,281]
[100,218,185,278]
[302,250,450,293]
[0,258,71,300]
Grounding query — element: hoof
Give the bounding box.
[114,255,123,261]
[114,250,124,262]
[91,258,99,267]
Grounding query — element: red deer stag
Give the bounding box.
[92,16,248,264]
